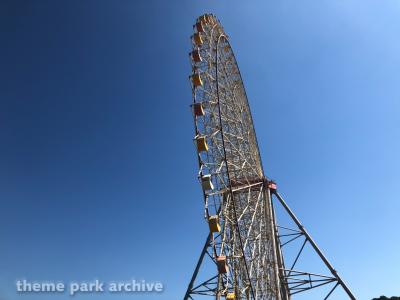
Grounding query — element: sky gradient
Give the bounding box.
[0,1,399,299]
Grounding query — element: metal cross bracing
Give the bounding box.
[184,14,357,300]
[268,187,356,300]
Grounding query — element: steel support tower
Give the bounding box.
[184,14,356,300]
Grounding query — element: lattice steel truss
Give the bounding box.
[184,14,356,300]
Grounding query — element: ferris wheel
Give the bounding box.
[184,14,356,300]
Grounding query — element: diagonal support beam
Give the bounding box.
[184,234,213,300]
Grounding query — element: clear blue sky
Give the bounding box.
[0,1,399,300]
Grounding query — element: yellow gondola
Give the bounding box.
[226,293,235,300]
[191,73,203,87]
[196,22,205,33]
[193,103,205,116]
[191,49,202,63]
[208,215,221,233]
[193,33,203,46]
[195,135,208,152]
[199,15,208,24]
